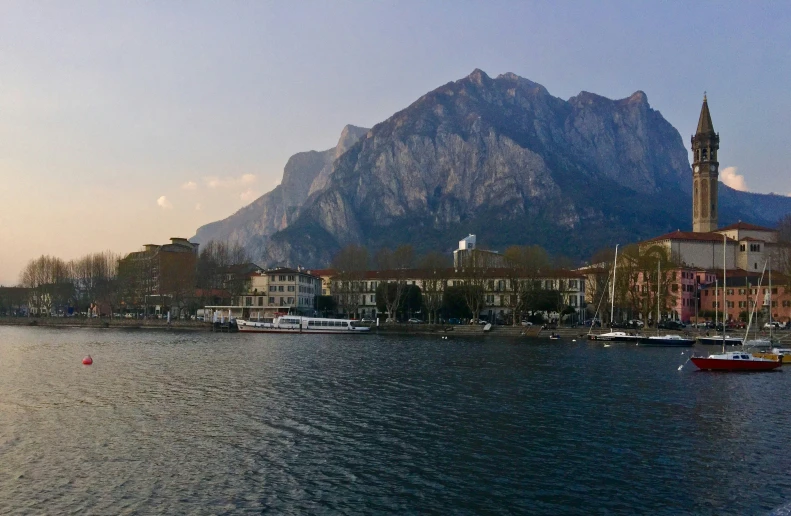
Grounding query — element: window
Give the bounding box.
[269,286,276,292]
[287,286,295,292]
[269,297,274,304]
[740,244,746,252]
[287,297,294,304]
[258,297,264,306]
[279,275,286,281]
[245,297,252,306]
[288,275,295,281]
[278,286,284,292]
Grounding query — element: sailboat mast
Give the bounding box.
[657,260,660,335]
[611,244,618,325]
[722,234,727,354]
[769,261,773,342]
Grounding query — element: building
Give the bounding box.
[117,238,199,314]
[453,234,509,269]
[207,267,322,319]
[319,267,586,323]
[691,93,720,233]
[699,271,791,324]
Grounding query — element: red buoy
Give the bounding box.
[82,356,93,366]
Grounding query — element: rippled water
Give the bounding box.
[1,326,791,514]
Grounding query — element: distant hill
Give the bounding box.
[196,69,791,267]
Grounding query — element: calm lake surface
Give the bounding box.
[1,326,790,515]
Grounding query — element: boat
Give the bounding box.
[690,351,781,371]
[696,335,744,346]
[641,334,695,347]
[549,332,560,340]
[588,331,643,342]
[690,236,780,372]
[236,315,371,334]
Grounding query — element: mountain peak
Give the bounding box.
[467,68,491,86]
[626,90,649,105]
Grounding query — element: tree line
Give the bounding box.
[8,240,252,317]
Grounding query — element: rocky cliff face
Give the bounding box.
[191,124,369,252]
[261,69,719,266]
[198,69,791,268]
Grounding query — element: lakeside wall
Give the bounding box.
[0,316,210,331]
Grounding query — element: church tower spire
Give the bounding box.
[691,93,720,232]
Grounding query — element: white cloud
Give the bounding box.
[205,173,257,189]
[720,166,748,192]
[181,181,197,191]
[195,203,202,211]
[157,195,173,209]
[240,189,260,203]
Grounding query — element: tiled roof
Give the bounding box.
[643,230,736,244]
[322,267,585,281]
[717,221,777,232]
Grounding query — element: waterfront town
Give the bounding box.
[1,97,790,329]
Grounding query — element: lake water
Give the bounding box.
[1,326,790,515]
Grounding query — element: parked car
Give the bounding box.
[407,318,423,324]
[584,319,602,327]
[627,319,644,328]
[764,322,781,329]
[658,320,685,330]
[521,321,534,327]
[447,318,461,325]
[359,318,374,325]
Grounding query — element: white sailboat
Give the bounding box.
[589,244,642,342]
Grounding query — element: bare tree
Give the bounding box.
[20,255,71,316]
[331,244,369,318]
[503,245,550,325]
[418,252,449,324]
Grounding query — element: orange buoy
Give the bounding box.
[82,356,93,365]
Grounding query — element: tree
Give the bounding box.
[331,244,369,318]
[417,252,449,324]
[19,255,71,316]
[440,285,473,319]
[503,245,550,325]
[317,295,337,316]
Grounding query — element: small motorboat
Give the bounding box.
[641,334,695,347]
[588,331,642,342]
[549,333,560,340]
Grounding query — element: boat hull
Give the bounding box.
[696,337,743,346]
[640,337,695,347]
[690,357,781,371]
[588,334,643,342]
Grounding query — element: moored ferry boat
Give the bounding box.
[237,315,371,334]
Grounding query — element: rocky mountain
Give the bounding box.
[191,125,369,251]
[197,69,791,267]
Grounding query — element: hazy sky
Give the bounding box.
[1,1,790,285]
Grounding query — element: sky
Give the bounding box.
[1,1,790,285]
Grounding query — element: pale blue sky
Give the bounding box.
[1,1,789,284]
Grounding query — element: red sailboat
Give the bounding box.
[690,235,781,372]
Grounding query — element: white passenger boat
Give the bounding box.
[236,315,370,334]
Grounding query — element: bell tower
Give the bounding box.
[691,93,720,232]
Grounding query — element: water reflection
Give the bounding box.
[0,327,790,514]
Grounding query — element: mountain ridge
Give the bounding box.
[195,69,791,267]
